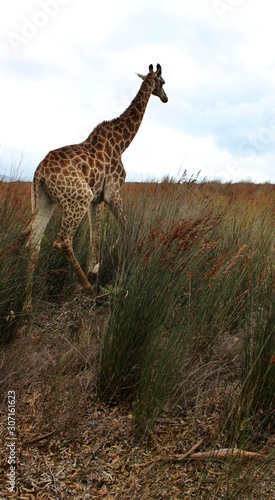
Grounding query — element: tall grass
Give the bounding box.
[1,179,274,437]
[98,181,275,439]
[0,182,30,343]
[236,261,275,438]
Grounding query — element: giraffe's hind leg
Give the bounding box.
[53,187,94,292]
[23,187,54,314]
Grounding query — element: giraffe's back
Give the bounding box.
[33,138,125,207]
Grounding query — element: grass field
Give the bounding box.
[0,178,274,499]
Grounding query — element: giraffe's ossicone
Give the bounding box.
[23,64,168,313]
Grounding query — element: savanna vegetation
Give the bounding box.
[0,176,274,499]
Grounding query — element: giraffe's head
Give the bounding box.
[137,64,168,103]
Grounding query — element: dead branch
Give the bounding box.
[173,448,267,461]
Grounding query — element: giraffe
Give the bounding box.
[23,63,168,313]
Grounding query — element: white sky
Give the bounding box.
[0,0,275,182]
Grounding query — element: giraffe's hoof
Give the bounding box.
[81,280,93,292]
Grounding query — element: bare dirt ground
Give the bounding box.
[1,294,274,499]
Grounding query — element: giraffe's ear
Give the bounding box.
[137,73,146,80]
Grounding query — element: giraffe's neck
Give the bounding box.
[114,74,155,152]
[88,74,155,155]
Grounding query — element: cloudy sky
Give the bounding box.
[1,0,275,182]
